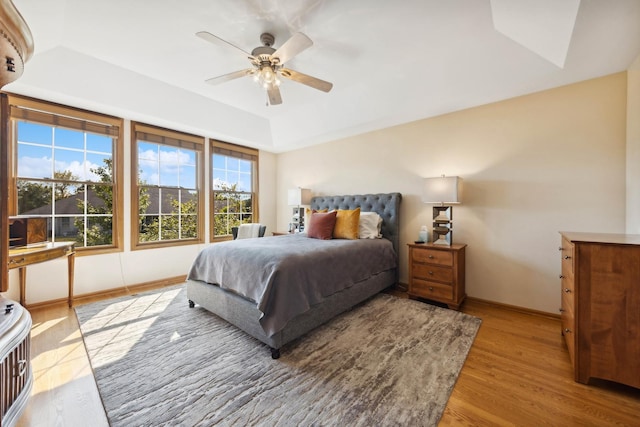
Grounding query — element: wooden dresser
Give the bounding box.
[407,243,466,310]
[0,297,32,426]
[559,232,640,388]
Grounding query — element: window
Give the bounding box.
[9,95,123,252]
[211,140,259,240]
[132,123,203,249]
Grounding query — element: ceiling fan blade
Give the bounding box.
[272,32,313,65]
[205,69,255,85]
[279,68,333,93]
[196,31,255,60]
[267,84,283,105]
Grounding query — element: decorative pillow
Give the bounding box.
[359,211,383,239]
[304,208,327,233]
[306,211,337,240]
[333,208,361,239]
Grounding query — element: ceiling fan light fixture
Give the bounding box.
[256,65,280,89]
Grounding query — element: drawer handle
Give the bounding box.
[564,328,572,334]
[9,257,25,264]
[429,286,434,291]
[427,255,434,259]
[559,274,565,279]
[564,288,572,294]
[558,246,564,251]
[559,308,565,313]
[428,271,434,275]
[564,255,571,260]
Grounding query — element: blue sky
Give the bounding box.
[17,122,113,182]
[137,141,196,189]
[18,122,197,190]
[17,121,253,192]
[212,154,252,192]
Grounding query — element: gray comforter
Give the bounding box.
[187,234,397,336]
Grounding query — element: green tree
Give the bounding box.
[139,194,197,242]
[17,181,51,213]
[17,170,79,213]
[75,159,118,246]
[213,182,252,236]
[54,170,78,201]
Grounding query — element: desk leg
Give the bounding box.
[67,253,75,308]
[18,267,26,307]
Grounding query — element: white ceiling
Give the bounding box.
[6,0,640,153]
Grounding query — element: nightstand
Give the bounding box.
[407,243,466,310]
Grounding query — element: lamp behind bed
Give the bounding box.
[287,187,312,232]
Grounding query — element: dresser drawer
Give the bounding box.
[412,264,453,284]
[560,237,574,276]
[412,248,453,266]
[410,279,454,301]
[561,275,574,302]
[560,293,576,367]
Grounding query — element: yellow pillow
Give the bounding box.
[333,208,361,239]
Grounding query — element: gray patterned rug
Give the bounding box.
[76,285,481,426]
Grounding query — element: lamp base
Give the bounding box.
[432,237,451,245]
[432,232,452,245]
[432,206,453,245]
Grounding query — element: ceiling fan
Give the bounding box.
[196,31,333,106]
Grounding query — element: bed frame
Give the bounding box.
[187,192,402,358]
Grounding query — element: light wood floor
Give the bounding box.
[16,287,640,427]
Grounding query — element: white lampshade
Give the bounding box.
[287,188,312,206]
[422,176,462,205]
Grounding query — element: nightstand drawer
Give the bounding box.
[412,264,452,284]
[412,248,453,266]
[410,279,454,301]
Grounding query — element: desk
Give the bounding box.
[8,242,76,308]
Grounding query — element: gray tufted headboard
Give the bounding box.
[310,193,402,256]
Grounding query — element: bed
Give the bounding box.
[186,192,402,358]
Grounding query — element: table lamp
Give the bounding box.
[422,175,462,245]
[287,187,311,232]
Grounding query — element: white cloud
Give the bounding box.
[19,155,103,181]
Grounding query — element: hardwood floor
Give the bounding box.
[16,287,640,426]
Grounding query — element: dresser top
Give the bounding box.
[560,231,640,245]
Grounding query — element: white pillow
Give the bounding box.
[359,212,383,239]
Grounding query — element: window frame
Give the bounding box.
[210,139,259,242]
[7,94,124,255]
[131,122,204,250]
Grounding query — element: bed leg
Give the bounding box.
[270,347,281,359]
[188,300,195,308]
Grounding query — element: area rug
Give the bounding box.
[75,285,481,426]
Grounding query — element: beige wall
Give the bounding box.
[627,55,640,233]
[277,73,628,314]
